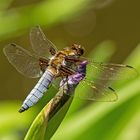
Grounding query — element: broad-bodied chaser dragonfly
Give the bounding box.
[3,26,137,113]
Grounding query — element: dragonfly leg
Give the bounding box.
[59,65,75,76]
[65,56,83,63]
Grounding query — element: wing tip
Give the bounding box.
[108,86,118,101]
[3,43,16,52]
[126,65,138,77]
[126,65,133,68]
[10,43,16,47]
[108,86,115,91]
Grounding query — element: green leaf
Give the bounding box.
[44,96,73,140]
[25,84,76,140]
[116,111,140,140]
[25,104,48,140]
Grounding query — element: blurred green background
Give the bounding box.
[0,0,140,140]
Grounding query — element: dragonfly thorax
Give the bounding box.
[48,49,80,77]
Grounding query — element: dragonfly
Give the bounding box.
[3,26,137,113]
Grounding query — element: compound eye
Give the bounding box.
[78,48,84,56]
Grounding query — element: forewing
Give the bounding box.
[85,60,137,80]
[78,80,118,101]
[3,43,42,78]
[30,26,57,57]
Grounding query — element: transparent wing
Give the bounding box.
[3,43,42,78]
[30,26,58,57]
[78,80,118,101]
[85,59,137,80]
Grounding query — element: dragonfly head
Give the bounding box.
[71,44,85,56]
